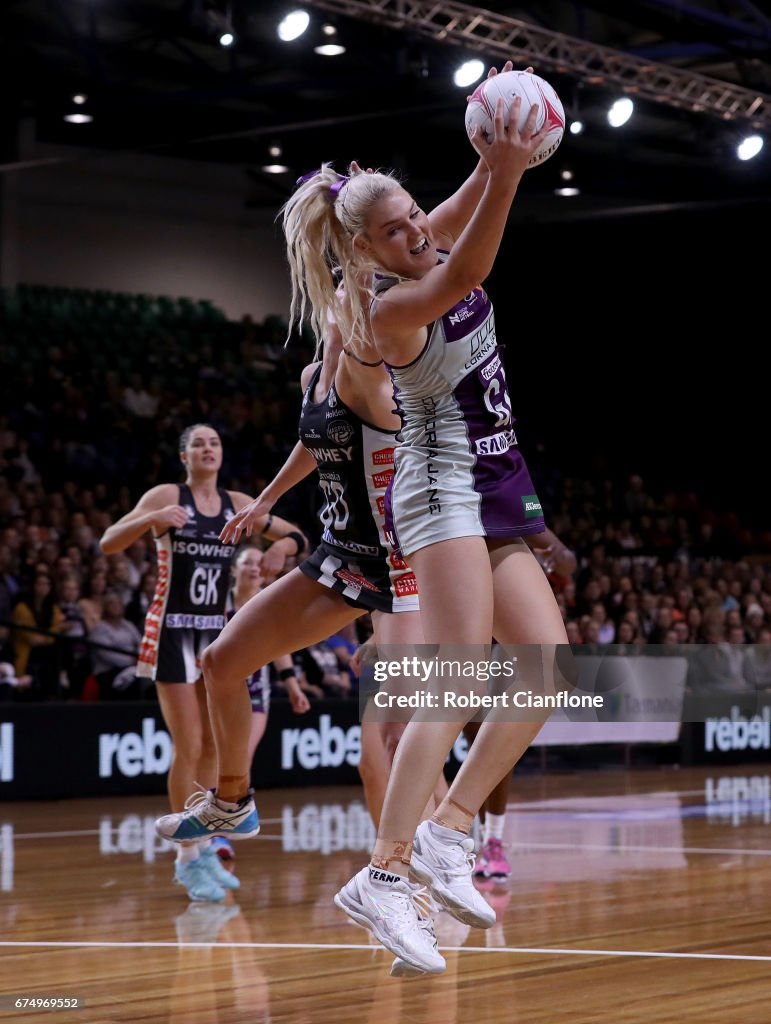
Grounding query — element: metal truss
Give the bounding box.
[304,0,771,130]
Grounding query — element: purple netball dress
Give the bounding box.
[375,252,544,559]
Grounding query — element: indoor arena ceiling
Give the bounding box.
[1,0,770,221]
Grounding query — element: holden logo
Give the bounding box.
[327,420,354,445]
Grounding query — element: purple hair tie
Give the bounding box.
[328,175,350,199]
[295,168,350,199]
[296,169,322,186]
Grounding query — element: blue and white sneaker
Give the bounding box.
[174,859,226,903]
[200,846,240,890]
[155,788,260,843]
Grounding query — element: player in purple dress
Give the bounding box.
[274,72,574,973]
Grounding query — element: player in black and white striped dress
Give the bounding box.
[100,424,305,902]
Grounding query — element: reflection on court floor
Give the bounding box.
[2,767,771,1023]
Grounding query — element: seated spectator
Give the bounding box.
[325,622,361,690]
[744,604,766,643]
[589,601,615,645]
[79,569,108,631]
[105,553,135,607]
[88,590,142,700]
[615,618,645,652]
[56,574,90,698]
[565,620,582,647]
[125,567,158,630]
[122,372,160,419]
[11,572,65,699]
[742,628,771,691]
[687,627,754,696]
[648,605,675,644]
[300,639,352,698]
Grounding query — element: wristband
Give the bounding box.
[261,513,273,536]
[285,530,306,556]
[278,667,297,681]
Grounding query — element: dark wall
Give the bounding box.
[488,199,769,524]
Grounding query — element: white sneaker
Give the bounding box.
[411,820,496,929]
[334,866,446,975]
[390,888,443,979]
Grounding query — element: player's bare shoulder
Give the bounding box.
[300,361,321,391]
[136,482,180,510]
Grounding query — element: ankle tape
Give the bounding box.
[371,839,413,868]
[446,796,475,819]
[432,796,475,834]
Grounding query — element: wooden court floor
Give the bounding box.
[2,764,771,1024]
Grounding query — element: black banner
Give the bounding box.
[0,701,364,800]
[3,695,771,800]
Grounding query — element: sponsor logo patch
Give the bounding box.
[372,447,395,466]
[394,573,418,596]
[327,420,354,445]
[522,495,543,519]
[372,469,394,489]
[335,569,380,594]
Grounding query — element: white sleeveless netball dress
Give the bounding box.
[376,252,545,559]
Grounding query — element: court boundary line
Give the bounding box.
[6,831,771,858]
[1,940,770,962]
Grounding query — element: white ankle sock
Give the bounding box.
[368,865,408,888]
[486,813,505,842]
[176,843,201,865]
[214,793,243,811]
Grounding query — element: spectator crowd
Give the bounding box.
[2,284,770,703]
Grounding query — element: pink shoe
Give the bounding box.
[478,838,511,880]
[211,836,235,861]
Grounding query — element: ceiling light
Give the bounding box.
[262,163,290,174]
[63,112,93,124]
[72,93,87,105]
[268,143,283,159]
[554,186,580,196]
[205,4,235,47]
[608,98,634,127]
[278,10,310,42]
[453,59,484,89]
[569,119,584,135]
[737,135,764,161]
[314,25,345,56]
[560,168,573,181]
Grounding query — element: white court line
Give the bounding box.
[510,841,771,857]
[506,790,709,809]
[0,940,770,962]
[7,833,771,856]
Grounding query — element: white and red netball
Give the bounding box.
[465,70,565,168]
